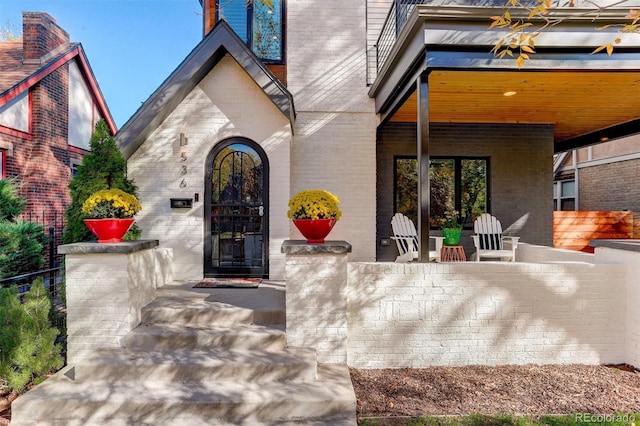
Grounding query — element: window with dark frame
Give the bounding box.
[216,0,284,64]
[553,179,575,211]
[394,156,489,229]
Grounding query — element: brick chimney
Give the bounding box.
[22,12,70,65]
[202,0,216,36]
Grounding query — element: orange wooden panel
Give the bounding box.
[553,211,633,253]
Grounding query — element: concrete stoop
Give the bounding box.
[10,285,357,425]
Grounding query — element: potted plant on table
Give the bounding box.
[82,188,141,243]
[287,189,342,243]
[441,210,462,246]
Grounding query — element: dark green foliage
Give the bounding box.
[0,176,46,279]
[0,178,25,221]
[0,221,45,280]
[0,278,63,393]
[63,119,141,243]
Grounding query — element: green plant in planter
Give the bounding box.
[440,210,462,246]
[287,189,342,220]
[441,210,462,230]
[64,119,141,243]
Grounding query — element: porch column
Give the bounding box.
[417,73,431,262]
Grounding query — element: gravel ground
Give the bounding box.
[350,364,640,421]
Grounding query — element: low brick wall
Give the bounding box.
[60,240,173,365]
[347,260,626,368]
[592,242,640,368]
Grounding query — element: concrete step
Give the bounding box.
[72,346,318,383]
[10,364,357,426]
[141,297,255,326]
[124,322,286,351]
[155,283,286,326]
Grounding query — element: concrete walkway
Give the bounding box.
[10,280,357,425]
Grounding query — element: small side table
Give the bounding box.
[441,245,466,262]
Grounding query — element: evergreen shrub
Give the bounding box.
[0,278,63,393]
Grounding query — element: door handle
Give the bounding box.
[259,206,264,216]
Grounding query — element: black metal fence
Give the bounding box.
[23,210,65,268]
[1,211,66,339]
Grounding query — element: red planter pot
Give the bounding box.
[293,219,337,244]
[84,218,135,243]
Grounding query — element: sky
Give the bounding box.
[1,0,204,128]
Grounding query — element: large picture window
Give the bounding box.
[217,0,284,63]
[395,157,489,229]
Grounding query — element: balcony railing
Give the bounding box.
[374,0,425,81]
[370,0,606,85]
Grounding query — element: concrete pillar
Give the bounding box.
[281,240,351,363]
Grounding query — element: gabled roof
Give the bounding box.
[0,41,116,134]
[116,20,295,160]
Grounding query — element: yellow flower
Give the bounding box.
[287,189,342,220]
[82,189,141,219]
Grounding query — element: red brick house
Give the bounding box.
[0,12,115,241]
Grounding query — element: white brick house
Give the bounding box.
[116,0,640,280]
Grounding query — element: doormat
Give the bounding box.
[193,277,262,288]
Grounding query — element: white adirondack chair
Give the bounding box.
[471,213,519,262]
[390,213,444,263]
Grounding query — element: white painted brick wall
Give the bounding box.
[128,56,292,280]
[347,261,626,368]
[517,243,597,263]
[594,247,640,368]
[285,252,349,364]
[65,248,159,365]
[288,0,378,262]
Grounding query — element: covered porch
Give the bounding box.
[370,2,640,262]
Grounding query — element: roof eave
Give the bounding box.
[116,20,295,160]
[0,43,117,134]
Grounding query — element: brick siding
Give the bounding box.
[377,122,555,261]
[579,159,640,212]
[347,261,626,368]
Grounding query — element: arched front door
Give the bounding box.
[204,138,269,278]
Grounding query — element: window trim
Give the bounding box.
[216,0,286,65]
[553,178,576,211]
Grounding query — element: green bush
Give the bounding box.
[63,119,141,243]
[0,221,46,279]
[0,278,63,393]
[0,178,25,221]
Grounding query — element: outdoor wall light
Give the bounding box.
[179,133,188,161]
[503,91,517,97]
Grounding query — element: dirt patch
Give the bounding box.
[351,364,640,420]
[0,391,17,426]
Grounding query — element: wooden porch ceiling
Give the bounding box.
[389,70,640,147]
